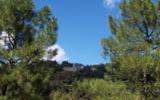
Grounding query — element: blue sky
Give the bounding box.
[34,0,120,64]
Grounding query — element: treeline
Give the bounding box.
[0,60,105,100]
[0,59,140,100]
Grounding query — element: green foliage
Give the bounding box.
[50,91,75,100]
[0,0,59,99]
[0,61,60,100]
[2,0,160,99]
[102,0,160,99]
[49,78,142,100]
[74,79,141,100]
[110,54,160,99]
[0,0,57,65]
[102,0,160,58]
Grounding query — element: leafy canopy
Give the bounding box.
[0,0,58,65]
[101,0,160,99]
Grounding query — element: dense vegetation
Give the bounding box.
[101,0,160,99]
[0,0,160,100]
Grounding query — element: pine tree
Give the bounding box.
[0,0,57,65]
[0,0,59,99]
[102,0,160,99]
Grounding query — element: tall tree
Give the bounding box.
[102,0,160,58]
[0,0,57,65]
[0,0,59,99]
[102,0,160,99]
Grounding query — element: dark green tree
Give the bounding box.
[0,0,59,99]
[0,0,57,65]
[102,0,160,58]
[102,0,160,99]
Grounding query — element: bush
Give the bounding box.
[73,79,141,100]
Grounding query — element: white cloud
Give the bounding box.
[0,31,68,63]
[0,31,14,50]
[103,0,120,8]
[42,44,68,63]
